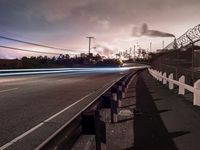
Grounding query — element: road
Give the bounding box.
[0,68,135,149]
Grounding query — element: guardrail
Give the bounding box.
[148,68,200,106]
[34,68,145,150]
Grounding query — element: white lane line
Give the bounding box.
[0,91,94,150]
[0,88,19,93]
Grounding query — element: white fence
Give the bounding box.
[148,68,200,106]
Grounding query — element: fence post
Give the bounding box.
[156,71,159,80]
[163,72,167,84]
[178,75,185,95]
[159,71,162,82]
[194,79,200,106]
[169,73,174,90]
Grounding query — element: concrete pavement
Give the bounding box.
[136,70,200,150]
[103,69,200,150]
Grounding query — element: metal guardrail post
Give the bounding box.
[122,81,126,98]
[95,110,106,150]
[82,110,106,150]
[111,86,118,123]
[101,94,111,109]
[82,110,96,135]
[117,81,123,108]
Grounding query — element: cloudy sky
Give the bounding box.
[0,0,199,58]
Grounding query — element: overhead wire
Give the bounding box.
[0,45,62,55]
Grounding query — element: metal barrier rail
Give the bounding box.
[148,68,200,106]
[35,69,144,150]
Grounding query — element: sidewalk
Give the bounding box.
[106,69,200,150]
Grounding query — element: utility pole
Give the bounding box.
[86,36,94,59]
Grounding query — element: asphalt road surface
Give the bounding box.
[0,69,131,149]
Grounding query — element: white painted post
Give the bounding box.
[159,72,162,82]
[154,70,157,80]
[163,72,167,84]
[169,73,174,90]
[154,71,156,79]
[157,71,160,81]
[194,79,200,106]
[155,71,158,79]
[178,75,185,95]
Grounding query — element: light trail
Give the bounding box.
[0,66,148,76]
[0,88,18,93]
[0,65,148,72]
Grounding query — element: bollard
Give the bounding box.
[168,73,174,90]
[194,79,200,106]
[178,75,185,95]
[163,72,167,85]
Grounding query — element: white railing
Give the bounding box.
[148,68,200,106]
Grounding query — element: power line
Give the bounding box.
[0,45,62,55]
[0,35,78,52]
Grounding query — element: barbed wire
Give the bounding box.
[165,24,200,49]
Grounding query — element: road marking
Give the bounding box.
[0,91,94,150]
[0,88,18,93]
